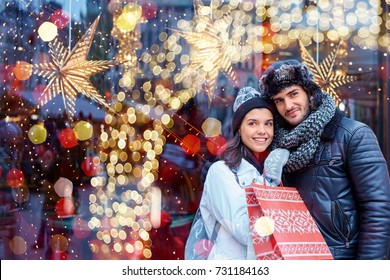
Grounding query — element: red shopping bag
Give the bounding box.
[245,183,333,260]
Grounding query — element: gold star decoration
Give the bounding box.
[177,0,239,104]
[33,14,118,119]
[299,40,357,105]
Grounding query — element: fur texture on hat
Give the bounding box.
[258,60,323,109]
[232,86,275,134]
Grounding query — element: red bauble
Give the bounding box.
[55,197,75,217]
[81,157,98,177]
[58,128,78,148]
[6,168,24,187]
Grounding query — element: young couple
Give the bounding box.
[187,60,390,260]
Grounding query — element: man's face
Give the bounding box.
[271,85,310,126]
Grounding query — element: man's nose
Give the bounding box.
[284,98,293,110]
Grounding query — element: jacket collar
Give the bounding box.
[236,159,256,175]
[321,109,345,141]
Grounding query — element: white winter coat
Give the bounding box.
[199,159,271,260]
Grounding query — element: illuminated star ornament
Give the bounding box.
[299,40,357,105]
[178,0,239,104]
[33,14,117,119]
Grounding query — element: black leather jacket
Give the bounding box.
[285,113,390,259]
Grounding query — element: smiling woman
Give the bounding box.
[185,87,281,260]
[239,108,274,159]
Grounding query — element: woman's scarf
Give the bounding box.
[272,92,336,173]
[244,150,269,174]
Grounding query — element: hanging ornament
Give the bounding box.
[299,40,357,105]
[81,156,99,177]
[177,0,239,104]
[58,128,78,148]
[28,124,47,144]
[31,15,118,119]
[73,120,93,141]
[55,197,75,217]
[6,168,24,187]
[53,177,73,198]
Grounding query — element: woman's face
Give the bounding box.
[239,108,274,159]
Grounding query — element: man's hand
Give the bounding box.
[264,148,290,185]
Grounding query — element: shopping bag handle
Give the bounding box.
[262,169,284,188]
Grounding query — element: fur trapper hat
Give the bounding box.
[258,60,322,109]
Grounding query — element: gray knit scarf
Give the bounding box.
[272,92,336,173]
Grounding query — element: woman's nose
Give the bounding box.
[256,125,266,134]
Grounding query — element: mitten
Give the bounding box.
[264,148,290,185]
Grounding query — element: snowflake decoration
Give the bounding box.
[177,0,239,104]
[32,14,118,119]
[299,40,357,105]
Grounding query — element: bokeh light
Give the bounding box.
[50,9,70,29]
[9,236,27,255]
[254,216,275,237]
[181,134,201,155]
[13,61,32,81]
[206,135,227,156]
[201,117,222,137]
[49,234,69,253]
[38,21,58,42]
